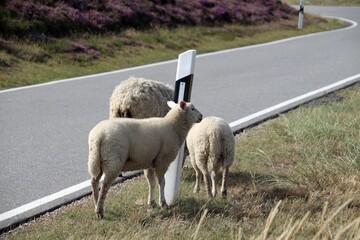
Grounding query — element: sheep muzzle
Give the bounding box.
[197,114,203,123]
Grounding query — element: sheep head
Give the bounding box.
[167,100,203,123]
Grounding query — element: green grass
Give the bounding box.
[0,15,344,90]
[282,0,360,6]
[2,84,359,239]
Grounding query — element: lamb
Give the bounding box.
[186,116,235,198]
[109,77,174,119]
[88,100,202,219]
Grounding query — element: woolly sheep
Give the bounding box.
[109,77,174,119]
[88,100,203,219]
[186,116,235,198]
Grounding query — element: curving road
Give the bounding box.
[0,6,359,230]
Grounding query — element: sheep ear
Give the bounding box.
[167,101,177,109]
[179,101,186,110]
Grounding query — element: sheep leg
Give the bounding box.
[194,168,202,193]
[91,172,102,207]
[144,169,156,208]
[197,155,212,198]
[211,171,217,197]
[191,161,202,193]
[221,166,229,198]
[202,172,212,198]
[155,168,167,208]
[96,172,117,220]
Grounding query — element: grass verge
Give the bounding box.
[2,84,359,239]
[0,15,344,90]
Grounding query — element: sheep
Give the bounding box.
[186,116,235,198]
[88,100,203,219]
[109,77,174,119]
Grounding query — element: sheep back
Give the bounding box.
[89,117,179,172]
[109,77,174,119]
[187,116,235,171]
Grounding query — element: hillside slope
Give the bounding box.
[0,0,296,38]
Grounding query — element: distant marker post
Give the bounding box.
[298,0,305,30]
[164,50,196,205]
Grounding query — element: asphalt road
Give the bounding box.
[0,6,359,229]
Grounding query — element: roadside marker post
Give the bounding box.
[164,49,196,205]
[298,0,305,30]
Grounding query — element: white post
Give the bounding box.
[298,0,305,30]
[164,50,196,205]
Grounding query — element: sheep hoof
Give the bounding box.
[221,191,227,198]
[96,213,103,220]
[96,208,104,220]
[147,208,155,213]
[159,202,168,209]
[148,201,156,209]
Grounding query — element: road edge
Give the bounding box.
[229,73,360,133]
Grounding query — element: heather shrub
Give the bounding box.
[2,0,296,37]
[0,38,50,62]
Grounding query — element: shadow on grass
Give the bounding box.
[183,167,280,189]
[176,169,310,221]
[101,169,309,224]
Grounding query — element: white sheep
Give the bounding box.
[109,77,174,119]
[88,100,202,219]
[186,116,235,198]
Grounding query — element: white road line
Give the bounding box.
[0,180,91,222]
[0,60,177,94]
[229,73,360,132]
[198,16,357,59]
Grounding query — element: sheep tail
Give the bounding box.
[88,138,102,178]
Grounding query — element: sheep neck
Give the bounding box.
[165,108,191,144]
